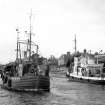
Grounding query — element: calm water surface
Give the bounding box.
[0,74,105,105]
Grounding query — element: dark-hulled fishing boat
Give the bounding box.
[1,13,50,92]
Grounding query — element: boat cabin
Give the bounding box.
[72,53,105,78]
[2,61,49,79]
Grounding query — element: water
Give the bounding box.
[0,74,105,105]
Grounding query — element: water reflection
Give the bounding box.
[0,76,105,105]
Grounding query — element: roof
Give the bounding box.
[86,64,103,67]
[95,54,105,58]
[95,54,105,62]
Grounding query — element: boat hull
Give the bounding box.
[1,75,50,92]
[66,73,105,85]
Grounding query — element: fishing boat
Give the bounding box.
[1,13,50,92]
[66,35,105,85]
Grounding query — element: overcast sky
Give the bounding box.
[0,0,105,64]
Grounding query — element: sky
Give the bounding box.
[0,0,105,64]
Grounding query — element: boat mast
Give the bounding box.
[16,28,19,61]
[74,34,77,54]
[29,10,32,60]
[19,42,21,61]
